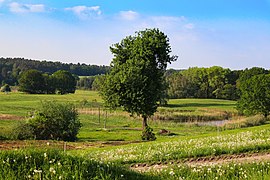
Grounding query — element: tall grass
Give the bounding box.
[222,115,267,129]
[0,149,154,180]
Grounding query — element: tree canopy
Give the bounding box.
[18,69,46,94]
[237,74,270,118]
[166,66,240,100]
[18,69,76,94]
[0,57,109,85]
[100,28,177,130]
[52,70,76,94]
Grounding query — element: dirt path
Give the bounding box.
[0,140,142,150]
[0,114,24,120]
[131,152,270,172]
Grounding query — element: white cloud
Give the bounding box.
[65,6,102,19]
[9,2,45,13]
[119,11,139,21]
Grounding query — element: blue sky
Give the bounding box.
[0,0,270,69]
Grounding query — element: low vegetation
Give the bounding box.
[83,127,270,164]
[14,101,81,141]
[1,90,270,179]
[0,150,151,180]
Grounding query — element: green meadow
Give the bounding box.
[2,90,270,179]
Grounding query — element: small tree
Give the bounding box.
[237,74,270,118]
[52,70,76,94]
[99,29,177,139]
[23,101,81,141]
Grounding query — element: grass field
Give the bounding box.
[1,90,270,179]
[0,90,235,141]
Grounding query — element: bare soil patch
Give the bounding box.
[0,140,76,150]
[0,140,142,151]
[131,152,270,172]
[0,114,24,120]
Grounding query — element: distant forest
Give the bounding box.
[0,57,110,85]
[1,57,269,102]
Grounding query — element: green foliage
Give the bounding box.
[166,66,239,100]
[141,126,156,141]
[237,74,270,117]
[0,150,152,180]
[238,67,268,85]
[43,73,56,94]
[13,122,35,140]
[52,70,76,94]
[18,69,46,94]
[77,76,95,90]
[0,57,109,86]
[100,28,177,129]
[91,75,105,91]
[18,69,77,94]
[220,84,238,100]
[18,101,82,141]
[0,84,11,92]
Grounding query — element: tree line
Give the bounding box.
[166,66,242,100]
[165,66,270,117]
[0,57,109,85]
[18,69,76,94]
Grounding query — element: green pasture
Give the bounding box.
[0,90,102,116]
[0,90,236,141]
[2,90,270,179]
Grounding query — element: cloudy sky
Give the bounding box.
[0,0,270,69]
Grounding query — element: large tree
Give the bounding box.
[100,28,177,129]
[237,74,270,118]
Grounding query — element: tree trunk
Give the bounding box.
[142,116,148,129]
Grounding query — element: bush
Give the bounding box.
[13,122,35,140]
[0,84,11,92]
[16,101,81,141]
[141,126,156,141]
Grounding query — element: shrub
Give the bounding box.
[141,126,156,141]
[13,122,35,140]
[16,101,81,141]
[0,84,11,92]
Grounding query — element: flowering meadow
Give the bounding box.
[2,130,270,179]
[1,92,270,179]
[84,128,270,164]
[148,161,270,179]
[0,150,153,180]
